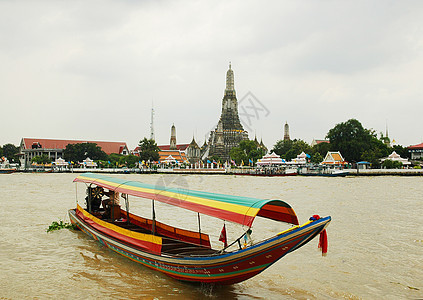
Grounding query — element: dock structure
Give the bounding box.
[347,169,423,176]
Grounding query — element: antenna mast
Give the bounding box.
[150,104,155,141]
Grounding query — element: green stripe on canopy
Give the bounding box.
[74,172,299,226]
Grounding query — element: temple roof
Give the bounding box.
[189,137,199,148]
[158,144,189,151]
[158,150,188,163]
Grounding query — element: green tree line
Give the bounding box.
[271,119,410,168]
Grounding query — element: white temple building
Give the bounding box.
[381,151,411,166]
[257,152,285,166]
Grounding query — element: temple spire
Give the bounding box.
[225,62,235,95]
[207,63,247,161]
[385,121,389,139]
[170,124,177,150]
[284,121,290,141]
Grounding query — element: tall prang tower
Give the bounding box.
[284,121,290,141]
[170,124,177,150]
[208,63,248,161]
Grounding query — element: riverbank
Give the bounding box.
[13,168,423,176]
[346,169,423,176]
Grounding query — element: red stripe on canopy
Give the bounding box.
[74,173,298,227]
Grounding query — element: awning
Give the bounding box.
[74,173,299,227]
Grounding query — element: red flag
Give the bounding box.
[311,215,328,256]
[318,229,328,256]
[219,224,228,248]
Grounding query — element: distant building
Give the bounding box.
[321,151,347,165]
[151,124,194,164]
[200,139,209,161]
[288,151,308,165]
[186,137,201,164]
[207,63,248,161]
[357,161,371,170]
[408,143,423,160]
[381,151,411,167]
[259,139,268,154]
[253,135,268,154]
[158,150,188,164]
[133,142,189,163]
[284,122,290,141]
[19,138,129,168]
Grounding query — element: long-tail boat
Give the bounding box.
[69,172,331,285]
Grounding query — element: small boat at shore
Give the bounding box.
[299,165,349,177]
[234,168,298,177]
[0,168,16,174]
[69,172,330,285]
[0,157,16,174]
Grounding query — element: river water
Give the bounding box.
[0,173,422,299]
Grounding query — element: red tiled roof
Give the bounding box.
[21,138,128,155]
[408,143,423,149]
[158,144,189,151]
[316,140,330,144]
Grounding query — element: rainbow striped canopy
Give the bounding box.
[74,173,299,227]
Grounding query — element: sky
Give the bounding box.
[1,0,422,150]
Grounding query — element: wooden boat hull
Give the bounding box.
[69,208,330,285]
[300,172,348,177]
[0,169,16,174]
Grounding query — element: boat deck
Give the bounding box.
[111,220,220,257]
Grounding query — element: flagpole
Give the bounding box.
[197,212,202,245]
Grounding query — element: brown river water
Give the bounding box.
[0,173,422,299]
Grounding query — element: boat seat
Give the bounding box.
[107,204,121,220]
[164,247,219,256]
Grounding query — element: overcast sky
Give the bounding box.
[1,1,422,150]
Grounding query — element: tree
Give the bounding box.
[361,149,384,168]
[63,143,108,162]
[229,147,247,165]
[310,152,323,164]
[229,140,265,165]
[326,119,389,163]
[2,144,19,163]
[32,154,51,164]
[138,138,160,162]
[108,153,121,167]
[101,153,140,168]
[119,154,140,168]
[272,139,311,161]
[391,145,409,159]
[271,140,293,159]
[311,141,331,158]
[382,159,403,169]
